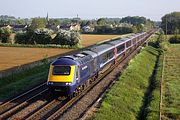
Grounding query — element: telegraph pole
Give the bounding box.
[165,16,168,41]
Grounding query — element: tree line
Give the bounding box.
[15,29,81,46]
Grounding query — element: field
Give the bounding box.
[81,34,122,46]
[0,34,121,71]
[162,44,180,119]
[0,47,73,71]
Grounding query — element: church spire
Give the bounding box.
[46,12,49,22]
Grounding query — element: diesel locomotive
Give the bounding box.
[47,30,154,96]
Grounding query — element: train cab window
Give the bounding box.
[53,66,71,75]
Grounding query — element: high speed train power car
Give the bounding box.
[47,30,154,97]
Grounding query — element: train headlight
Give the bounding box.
[47,82,53,85]
[65,82,72,85]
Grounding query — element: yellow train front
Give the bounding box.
[47,57,79,96]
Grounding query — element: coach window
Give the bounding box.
[102,54,108,64]
[126,41,131,47]
[117,44,125,53]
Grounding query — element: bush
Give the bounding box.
[15,32,29,44]
[95,25,133,34]
[32,31,51,44]
[169,35,180,44]
[95,25,113,34]
[116,27,133,34]
[0,28,11,43]
[53,30,81,46]
[15,29,51,44]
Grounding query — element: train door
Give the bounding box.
[76,65,80,83]
[93,58,97,73]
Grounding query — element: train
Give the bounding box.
[47,30,154,97]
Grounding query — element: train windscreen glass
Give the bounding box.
[52,66,71,75]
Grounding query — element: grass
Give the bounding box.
[0,63,49,100]
[162,44,180,119]
[94,45,160,120]
[0,43,80,49]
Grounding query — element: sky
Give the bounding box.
[0,0,179,21]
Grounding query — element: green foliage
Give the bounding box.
[30,18,47,30]
[31,31,51,44]
[146,52,163,120]
[169,34,180,43]
[0,28,11,43]
[0,43,79,49]
[95,25,113,34]
[94,46,160,120]
[116,27,133,34]
[48,19,61,26]
[53,30,81,46]
[95,25,133,34]
[159,42,170,51]
[120,16,147,25]
[97,18,107,26]
[161,12,180,34]
[120,16,154,32]
[15,29,51,44]
[0,64,49,100]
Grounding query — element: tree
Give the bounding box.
[95,25,113,34]
[120,16,146,25]
[48,19,61,26]
[161,12,180,34]
[15,29,52,44]
[53,30,81,46]
[120,16,154,32]
[97,18,107,26]
[30,18,46,30]
[0,28,11,43]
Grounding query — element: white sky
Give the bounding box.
[0,0,180,21]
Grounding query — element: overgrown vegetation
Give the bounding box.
[0,63,49,100]
[169,34,180,44]
[95,25,133,34]
[94,45,160,120]
[0,28,11,43]
[52,30,81,46]
[0,43,80,49]
[14,29,81,47]
[16,29,80,47]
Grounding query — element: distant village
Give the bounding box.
[0,14,141,34]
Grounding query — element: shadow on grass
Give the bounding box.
[137,49,160,120]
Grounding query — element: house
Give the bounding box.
[12,25,27,32]
[82,25,95,33]
[60,23,81,31]
[0,25,13,30]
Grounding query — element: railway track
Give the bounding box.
[0,30,156,119]
[0,83,48,119]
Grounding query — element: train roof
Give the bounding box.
[81,50,98,58]
[107,39,126,47]
[88,43,114,55]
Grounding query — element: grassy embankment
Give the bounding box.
[0,63,49,100]
[162,44,180,119]
[94,34,162,120]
